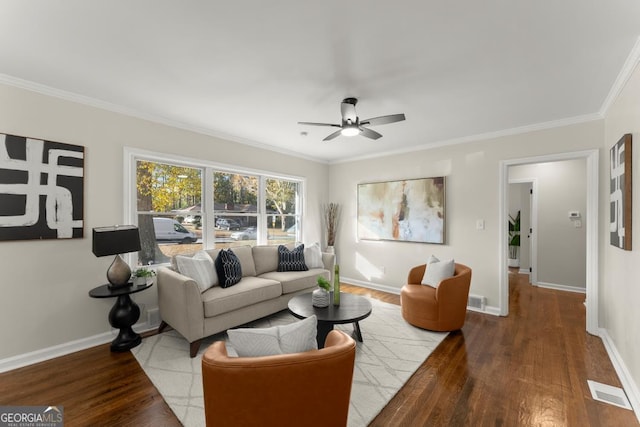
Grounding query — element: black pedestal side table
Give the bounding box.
[89,282,153,352]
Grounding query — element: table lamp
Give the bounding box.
[92,225,142,288]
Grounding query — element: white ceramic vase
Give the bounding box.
[312,288,330,308]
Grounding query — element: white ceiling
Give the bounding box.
[1,1,639,163]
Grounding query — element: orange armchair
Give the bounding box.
[400,263,472,331]
[201,329,356,427]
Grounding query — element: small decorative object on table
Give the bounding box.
[333,264,340,306]
[132,267,156,286]
[313,276,331,308]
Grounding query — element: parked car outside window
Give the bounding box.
[216,218,242,230]
[153,217,198,244]
[183,214,201,225]
[230,227,257,240]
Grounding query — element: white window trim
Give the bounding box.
[123,147,305,265]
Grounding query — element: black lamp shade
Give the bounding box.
[92,226,141,257]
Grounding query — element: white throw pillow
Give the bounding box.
[304,242,324,269]
[421,258,455,288]
[278,315,318,353]
[227,315,318,357]
[419,254,440,286]
[227,325,282,357]
[176,251,218,292]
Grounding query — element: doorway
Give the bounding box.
[499,149,599,335]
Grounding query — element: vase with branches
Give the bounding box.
[324,202,340,249]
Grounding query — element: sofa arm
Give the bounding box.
[157,267,205,343]
[322,251,336,283]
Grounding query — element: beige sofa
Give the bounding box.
[157,244,335,357]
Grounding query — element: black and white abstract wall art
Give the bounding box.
[609,133,632,250]
[0,133,84,241]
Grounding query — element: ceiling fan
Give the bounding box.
[298,97,406,141]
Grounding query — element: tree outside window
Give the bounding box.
[132,158,303,265]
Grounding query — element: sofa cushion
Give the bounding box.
[205,248,222,263]
[202,276,282,317]
[253,244,295,276]
[304,242,324,269]
[229,245,257,277]
[215,249,243,288]
[259,269,325,294]
[252,245,279,276]
[277,244,308,272]
[227,315,317,357]
[175,250,218,292]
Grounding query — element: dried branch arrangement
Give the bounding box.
[324,202,341,246]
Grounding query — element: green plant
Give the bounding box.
[133,267,156,278]
[316,276,331,291]
[508,210,521,259]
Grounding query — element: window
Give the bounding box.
[265,177,300,245]
[213,172,259,246]
[135,161,203,265]
[126,150,303,266]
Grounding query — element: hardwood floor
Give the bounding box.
[0,273,636,426]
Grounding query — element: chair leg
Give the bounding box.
[158,321,169,334]
[190,340,202,358]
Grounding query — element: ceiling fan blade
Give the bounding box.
[323,129,343,141]
[298,121,341,128]
[360,113,406,127]
[360,127,383,140]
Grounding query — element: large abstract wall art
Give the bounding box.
[358,177,445,244]
[0,133,84,241]
[610,134,632,250]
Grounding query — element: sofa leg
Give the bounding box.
[190,340,202,358]
[158,321,169,334]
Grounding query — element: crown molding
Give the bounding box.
[0,73,329,165]
[599,36,640,116]
[331,112,602,164]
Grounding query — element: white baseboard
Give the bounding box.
[342,277,501,316]
[535,281,586,294]
[0,321,157,374]
[598,328,640,422]
[467,305,502,316]
[342,276,401,295]
[518,268,530,275]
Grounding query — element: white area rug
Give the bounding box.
[132,298,447,426]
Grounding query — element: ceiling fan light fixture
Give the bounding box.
[341,127,360,137]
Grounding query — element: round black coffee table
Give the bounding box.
[288,292,372,348]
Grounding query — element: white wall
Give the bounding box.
[510,160,587,289]
[329,121,603,311]
[0,83,329,360]
[602,58,640,406]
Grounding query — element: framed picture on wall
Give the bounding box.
[357,177,445,244]
[0,133,84,241]
[609,133,632,250]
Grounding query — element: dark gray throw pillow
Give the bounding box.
[277,244,308,272]
[215,249,242,288]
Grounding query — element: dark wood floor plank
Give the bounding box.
[362,273,638,427]
[0,276,636,426]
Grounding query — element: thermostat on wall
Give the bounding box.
[569,211,581,219]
